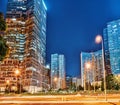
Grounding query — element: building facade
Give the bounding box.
[80,50,103,90]
[51,54,66,90]
[0,0,26,92]
[0,0,47,93]
[51,54,59,89]
[23,0,47,93]
[58,55,66,89]
[103,28,111,75]
[106,19,120,75]
[42,65,50,91]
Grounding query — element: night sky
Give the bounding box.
[0,0,120,77]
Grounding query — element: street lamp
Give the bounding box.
[85,62,91,70]
[54,77,58,82]
[15,69,20,76]
[6,80,10,84]
[54,77,58,89]
[15,69,21,93]
[6,80,10,93]
[95,35,107,101]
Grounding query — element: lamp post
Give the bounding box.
[6,80,10,93]
[6,80,10,84]
[54,77,58,90]
[15,69,21,93]
[95,35,107,101]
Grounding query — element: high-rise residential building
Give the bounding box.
[0,0,26,92]
[80,50,103,89]
[0,0,47,93]
[51,54,66,89]
[105,19,120,75]
[103,28,111,75]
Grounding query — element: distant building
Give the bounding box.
[72,77,77,89]
[76,78,81,87]
[66,76,72,89]
[105,19,120,75]
[80,50,103,90]
[51,54,66,89]
[72,77,81,90]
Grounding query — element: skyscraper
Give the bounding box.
[23,0,47,93]
[0,0,47,93]
[51,54,66,89]
[106,19,120,75]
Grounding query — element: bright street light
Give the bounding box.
[14,69,22,94]
[85,62,91,69]
[95,35,107,101]
[15,69,20,76]
[95,35,102,44]
[54,77,58,82]
[54,77,58,89]
[84,61,91,91]
[6,80,10,84]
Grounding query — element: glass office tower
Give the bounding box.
[107,19,120,75]
[0,0,47,93]
[51,54,66,89]
[24,0,47,92]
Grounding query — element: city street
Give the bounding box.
[0,95,120,105]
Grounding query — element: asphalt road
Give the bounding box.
[0,95,120,105]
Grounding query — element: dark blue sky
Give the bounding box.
[0,0,120,77]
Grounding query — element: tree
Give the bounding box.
[101,74,120,91]
[0,12,6,31]
[77,85,84,91]
[0,12,9,61]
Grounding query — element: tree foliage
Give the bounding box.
[0,12,6,31]
[0,12,9,61]
[101,74,120,90]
